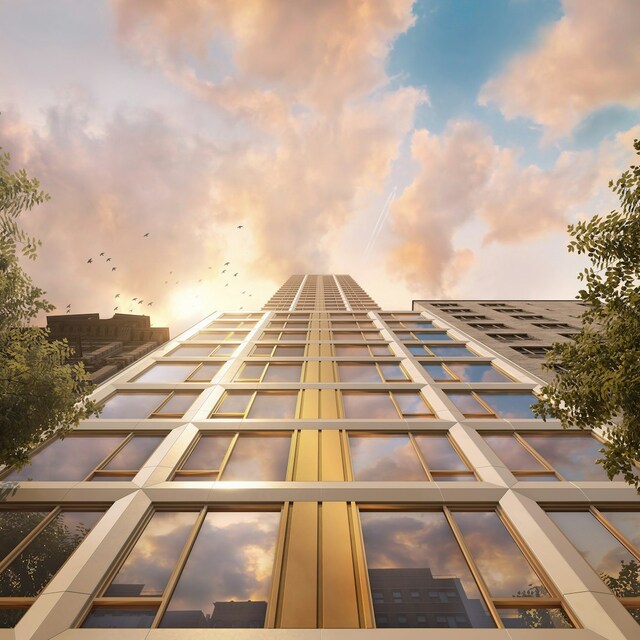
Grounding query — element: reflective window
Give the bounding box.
[604,512,640,548]
[427,345,477,357]
[211,391,253,416]
[360,511,494,628]
[179,435,234,476]
[101,436,164,474]
[421,363,455,381]
[99,391,200,419]
[248,392,298,418]
[414,435,472,479]
[235,362,302,383]
[188,363,224,382]
[342,392,398,419]
[169,344,236,357]
[349,435,426,481]
[483,435,551,480]
[394,392,433,417]
[445,363,511,383]
[221,435,291,481]
[160,511,280,628]
[0,511,49,562]
[338,363,380,383]
[274,345,305,357]
[335,345,369,356]
[447,392,536,418]
[378,364,409,381]
[133,363,198,383]
[0,510,102,598]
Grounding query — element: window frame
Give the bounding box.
[100,390,202,419]
[209,390,301,419]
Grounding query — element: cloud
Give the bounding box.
[479,0,640,137]
[387,120,599,293]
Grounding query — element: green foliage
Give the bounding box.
[0,149,100,470]
[533,139,640,489]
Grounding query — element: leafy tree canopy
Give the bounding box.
[0,149,100,470]
[534,139,640,489]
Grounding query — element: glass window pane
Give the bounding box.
[446,392,492,416]
[100,393,168,419]
[221,436,290,481]
[236,363,266,381]
[169,345,214,357]
[0,609,27,628]
[338,363,381,383]
[248,392,297,418]
[342,392,398,419]
[415,332,452,341]
[160,511,280,628]
[106,511,198,597]
[281,332,306,341]
[262,364,302,382]
[274,345,305,356]
[188,363,223,382]
[103,436,163,471]
[370,345,392,356]
[0,511,49,559]
[134,363,196,383]
[414,436,467,471]
[476,393,537,419]
[214,392,253,415]
[181,436,234,471]
[453,512,549,598]
[252,346,273,356]
[156,392,200,416]
[335,345,369,356]
[349,435,425,481]
[422,363,455,381]
[379,364,408,381]
[603,512,640,548]
[446,363,510,383]
[483,435,546,470]
[499,608,572,629]
[83,608,158,629]
[407,345,428,355]
[5,436,125,481]
[216,345,237,356]
[429,346,476,357]
[360,511,494,628]
[0,511,102,597]
[523,434,610,481]
[548,511,640,597]
[394,392,432,416]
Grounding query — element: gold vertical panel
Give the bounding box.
[319,329,332,342]
[319,389,340,419]
[320,360,336,382]
[348,502,375,628]
[309,328,321,341]
[320,502,360,628]
[294,430,319,481]
[305,360,320,381]
[299,389,320,419]
[277,502,318,628]
[320,430,345,481]
[307,342,320,357]
[320,343,334,357]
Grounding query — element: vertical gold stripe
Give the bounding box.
[320,502,360,628]
[320,430,345,481]
[299,389,320,419]
[294,430,319,481]
[320,389,340,419]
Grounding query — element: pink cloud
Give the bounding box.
[479,0,640,136]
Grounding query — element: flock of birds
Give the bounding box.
[63,225,253,316]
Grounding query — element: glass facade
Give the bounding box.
[2,275,638,636]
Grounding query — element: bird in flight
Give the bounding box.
[99,252,105,256]
[233,273,238,277]
[143,232,150,237]
[114,306,119,311]
[237,225,243,229]
[115,293,120,298]
[66,308,70,313]
[222,269,226,274]
[87,258,93,264]
[138,300,143,304]
[106,257,111,262]
[148,302,153,306]
[132,297,138,301]
[112,267,117,271]
[224,261,230,266]
[225,283,229,287]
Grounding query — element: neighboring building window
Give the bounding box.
[341,391,434,419]
[2,434,164,482]
[210,391,299,419]
[488,333,533,342]
[421,362,512,383]
[99,391,202,419]
[547,510,640,622]
[468,323,509,329]
[133,362,224,383]
[533,323,573,330]
[348,433,473,481]
[234,362,303,383]
[168,343,237,357]
[360,509,572,628]
[446,392,538,419]
[484,433,631,482]
[82,509,281,629]
[0,509,103,627]
[173,433,291,481]
[511,345,552,357]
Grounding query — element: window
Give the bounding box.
[421,362,512,383]
[0,508,103,626]
[511,315,546,320]
[168,344,237,357]
[234,362,302,383]
[488,333,533,342]
[468,323,509,329]
[338,362,409,383]
[82,509,281,628]
[99,391,201,419]
[396,331,453,342]
[207,319,257,329]
[485,432,630,482]
[2,434,163,482]
[133,362,223,383]
[511,345,552,357]
[533,323,573,330]
[407,344,477,357]
[210,391,299,419]
[250,344,306,357]
[348,433,473,481]
[334,344,392,357]
[330,320,376,330]
[360,509,572,628]
[548,510,640,621]
[332,330,383,341]
[188,330,249,342]
[341,391,433,419]
[446,392,537,419]
[173,433,291,481]
[260,330,308,342]
[266,320,310,330]
[385,320,434,330]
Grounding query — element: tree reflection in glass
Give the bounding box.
[160,511,280,628]
[360,511,494,628]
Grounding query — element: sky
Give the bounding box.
[1,0,639,335]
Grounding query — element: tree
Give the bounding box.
[533,139,640,489]
[0,149,100,470]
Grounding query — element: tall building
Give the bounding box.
[413,300,586,382]
[46,312,170,384]
[0,275,638,639]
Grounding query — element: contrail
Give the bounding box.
[365,187,397,254]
